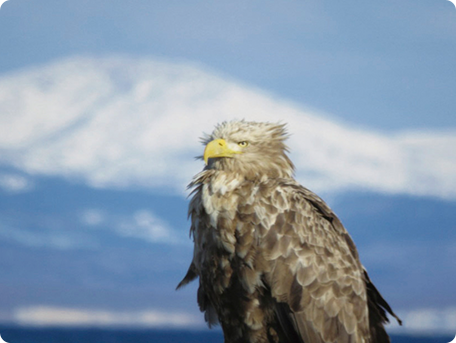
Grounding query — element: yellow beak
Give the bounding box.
[203,139,240,164]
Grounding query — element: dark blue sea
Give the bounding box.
[0,326,452,343]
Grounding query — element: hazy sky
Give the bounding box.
[1,0,455,130]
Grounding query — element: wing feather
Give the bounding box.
[261,180,371,342]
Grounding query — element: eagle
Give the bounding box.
[177,120,401,343]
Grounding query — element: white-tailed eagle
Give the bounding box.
[178,121,401,343]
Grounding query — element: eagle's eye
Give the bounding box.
[237,141,249,147]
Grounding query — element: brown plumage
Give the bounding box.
[177,120,401,343]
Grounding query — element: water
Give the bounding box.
[0,327,223,343]
[0,326,452,343]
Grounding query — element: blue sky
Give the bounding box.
[1,0,456,129]
[0,0,455,335]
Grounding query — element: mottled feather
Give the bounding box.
[178,120,401,343]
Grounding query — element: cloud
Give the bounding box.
[113,209,181,244]
[11,305,456,335]
[0,55,455,199]
[79,208,181,244]
[0,221,95,250]
[388,308,456,335]
[0,206,178,250]
[13,306,204,328]
[80,208,105,226]
[0,173,33,193]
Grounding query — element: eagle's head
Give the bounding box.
[201,120,294,180]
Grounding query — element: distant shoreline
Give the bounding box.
[0,325,453,343]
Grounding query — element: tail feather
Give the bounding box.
[176,263,198,290]
[364,270,402,343]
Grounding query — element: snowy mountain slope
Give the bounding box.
[0,56,455,198]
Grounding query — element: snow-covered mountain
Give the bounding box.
[1,56,455,198]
